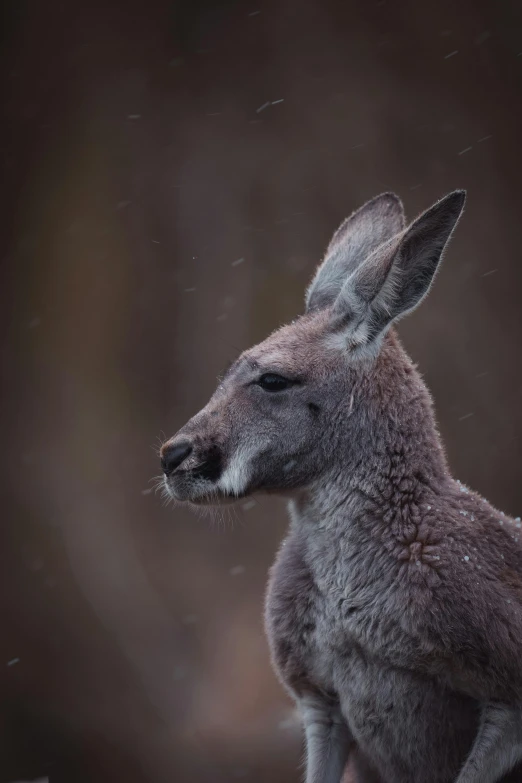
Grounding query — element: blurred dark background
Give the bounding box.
[1,0,522,780]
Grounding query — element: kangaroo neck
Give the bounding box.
[288,341,451,541]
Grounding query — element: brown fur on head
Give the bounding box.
[160,191,465,508]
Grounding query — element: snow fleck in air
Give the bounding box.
[232,768,250,779]
[481,269,497,277]
[507,600,512,604]
[7,658,20,667]
[230,565,246,576]
[127,114,141,119]
[151,239,160,244]
[27,317,41,329]
[272,99,285,105]
[248,10,261,15]
[427,505,431,510]
[458,147,473,156]
[477,135,492,143]
[256,102,271,113]
[242,500,256,511]
[173,666,187,680]
[444,50,459,59]
[216,313,227,322]
[463,555,470,562]
[183,614,198,625]
[475,31,491,45]
[231,257,245,266]
[278,717,296,730]
[184,287,196,292]
[116,200,131,210]
[141,488,153,495]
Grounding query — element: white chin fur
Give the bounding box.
[164,476,240,506]
[217,444,255,497]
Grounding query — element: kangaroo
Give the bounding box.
[159,191,522,783]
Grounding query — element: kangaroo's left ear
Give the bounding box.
[306,192,405,313]
[330,190,466,346]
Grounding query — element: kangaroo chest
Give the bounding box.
[265,532,381,698]
[265,533,479,783]
[267,533,389,689]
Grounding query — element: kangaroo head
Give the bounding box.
[160,190,465,506]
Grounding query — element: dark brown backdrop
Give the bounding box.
[1,0,522,781]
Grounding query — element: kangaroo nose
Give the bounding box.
[161,441,192,476]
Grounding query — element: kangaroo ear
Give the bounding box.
[330,190,466,346]
[305,193,405,313]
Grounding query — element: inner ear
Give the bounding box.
[305,192,405,313]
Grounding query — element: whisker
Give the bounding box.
[151,432,168,457]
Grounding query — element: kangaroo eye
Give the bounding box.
[257,373,292,392]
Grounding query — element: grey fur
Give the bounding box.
[306,193,405,314]
[329,191,466,347]
[160,191,522,783]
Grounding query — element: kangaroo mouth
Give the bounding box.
[190,444,224,484]
[163,471,244,507]
[161,439,252,507]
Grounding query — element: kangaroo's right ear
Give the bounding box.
[329,190,466,349]
[305,192,405,313]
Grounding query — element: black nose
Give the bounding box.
[161,441,192,476]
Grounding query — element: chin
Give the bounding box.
[163,476,244,507]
